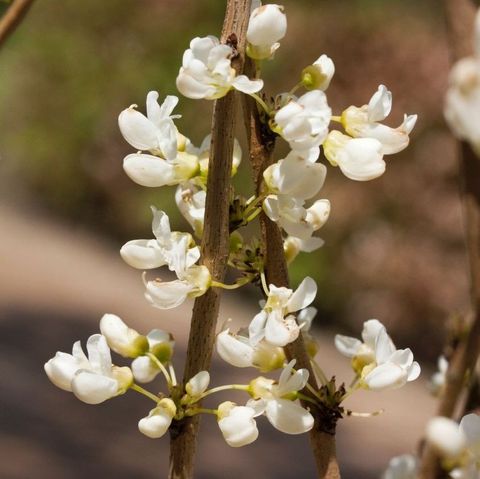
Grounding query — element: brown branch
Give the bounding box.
[168,1,251,478]
[242,57,340,479]
[0,0,35,50]
[420,1,480,477]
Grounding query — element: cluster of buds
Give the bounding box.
[44,0,421,455]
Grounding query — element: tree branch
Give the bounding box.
[242,57,341,479]
[168,1,251,478]
[420,1,480,477]
[0,0,35,50]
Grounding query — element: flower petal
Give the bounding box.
[265,398,314,434]
[216,330,254,368]
[71,370,118,404]
[123,153,177,187]
[287,276,317,312]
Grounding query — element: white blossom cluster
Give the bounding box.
[44,1,421,452]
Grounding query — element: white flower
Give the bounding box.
[429,355,449,396]
[138,398,176,439]
[131,330,174,383]
[246,4,287,60]
[382,454,417,479]
[335,319,420,391]
[44,334,133,404]
[341,84,417,155]
[248,277,317,347]
[120,207,199,271]
[426,416,468,459]
[444,9,480,156]
[185,370,210,398]
[216,327,285,372]
[301,54,335,91]
[274,90,332,153]
[284,235,325,264]
[118,92,180,161]
[263,150,327,200]
[323,130,385,181]
[175,181,206,238]
[263,195,330,240]
[248,360,314,434]
[217,402,260,447]
[176,36,263,100]
[140,228,210,310]
[123,150,199,188]
[424,413,480,479]
[99,314,148,358]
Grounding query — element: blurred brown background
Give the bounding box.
[0,0,467,477]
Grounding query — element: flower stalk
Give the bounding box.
[242,55,341,479]
[168,1,252,478]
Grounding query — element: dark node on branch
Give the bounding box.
[314,377,346,435]
[226,33,239,59]
[169,417,189,440]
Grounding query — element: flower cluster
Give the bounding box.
[335,319,420,391]
[44,0,420,455]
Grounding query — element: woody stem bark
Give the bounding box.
[242,58,341,479]
[0,0,35,50]
[168,1,251,478]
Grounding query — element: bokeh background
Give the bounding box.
[0,0,468,477]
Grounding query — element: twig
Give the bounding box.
[242,57,341,479]
[168,1,251,478]
[419,1,480,477]
[0,0,35,50]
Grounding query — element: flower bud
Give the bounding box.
[301,54,335,91]
[99,314,148,358]
[306,199,330,231]
[217,402,259,447]
[186,371,210,397]
[247,4,287,60]
[138,399,176,439]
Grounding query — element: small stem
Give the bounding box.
[288,82,302,97]
[349,375,360,389]
[211,275,254,290]
[196,384,250,401]
[297,392,320,406]
[342,382,362,401]
[147,353,172,388]
[185,407,218,416]
[131,383,161,404]
[310,358,329,386]
[305,381,323,401]
[244,192,267,215]
[248,92,271,115]
[331,115,342,123]
[244,207,262,224]
[260,271,270,296]
[169,364,178,387]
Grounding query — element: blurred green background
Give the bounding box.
[0,0,469,477]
